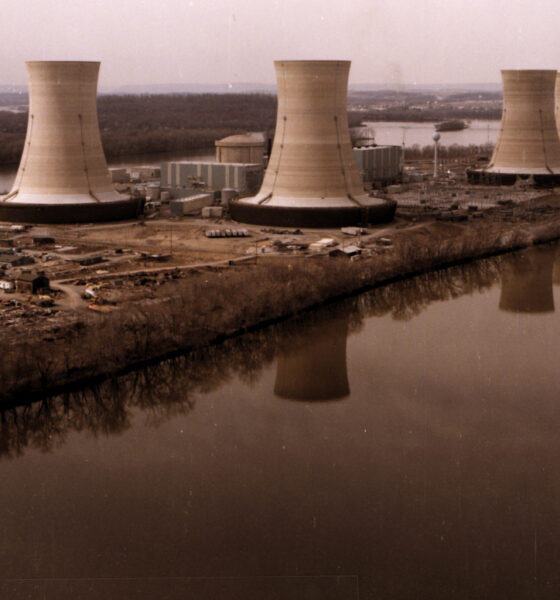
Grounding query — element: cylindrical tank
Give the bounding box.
[215,134,266,165]
[0,61,139,223]
[230,60,394,227]
[487,70,560,175]
[221,188,238,207]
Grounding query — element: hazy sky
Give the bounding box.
[2,0,560,88]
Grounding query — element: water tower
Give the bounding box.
[0,61,142,223]
[230,60,395,227]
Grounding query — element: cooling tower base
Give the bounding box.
[230,199,396,228]
[0,198,145,224]
[467,168,560,187]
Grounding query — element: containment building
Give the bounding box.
[230,60,395,227]
[215,133,267,165]
[467,70,560,186]
[0,61,142,223]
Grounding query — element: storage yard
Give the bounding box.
[2,178,560,347]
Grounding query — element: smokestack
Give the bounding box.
[230,60,395,227]
[0,61,141,223]
[468,70,560,185]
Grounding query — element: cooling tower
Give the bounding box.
[556,72,560,141]
[0,61,142,223]
[468,70,560,186]
[230,60,395,227]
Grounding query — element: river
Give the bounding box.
[1,243,560,599]
[364,118,501,148]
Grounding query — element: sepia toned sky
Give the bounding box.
[1,0,559,88]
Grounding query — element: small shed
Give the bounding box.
[14,271,50,294]
[0,253,35,267]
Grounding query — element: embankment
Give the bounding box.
[3,215,560,402]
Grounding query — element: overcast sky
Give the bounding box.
[1,0,560,88]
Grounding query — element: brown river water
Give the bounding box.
[1,243,560,599]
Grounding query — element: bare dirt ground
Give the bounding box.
[2,183,560,363]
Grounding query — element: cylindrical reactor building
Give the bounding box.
[468,70,560,185]
[230,60,395,227]
[0,61,142,223]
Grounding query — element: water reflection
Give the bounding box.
[274,312,350,401]
[2,245,557,460]
[0,250,515,458]
[499,245,557,313]
[2,244,560,599]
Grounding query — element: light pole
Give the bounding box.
[432,132,441,179]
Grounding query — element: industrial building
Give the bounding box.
[160,161,263,198]
[353,145,403,186]
[0,61,143,223]
[230,60,395,228]
[215,133,267,165]
[467,70,560,186]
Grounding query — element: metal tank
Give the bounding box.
[0,61,141,223]
[468,70,560,186]
[230,60,395,227]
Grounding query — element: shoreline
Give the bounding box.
[3,204,560,404]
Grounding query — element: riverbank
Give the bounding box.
[3,199,560,402]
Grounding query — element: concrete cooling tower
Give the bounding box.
[468,70,560,186]
[0,61,142,223]
[230,60,395,227]
[556,72,560,142]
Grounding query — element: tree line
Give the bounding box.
[0,92,499,166]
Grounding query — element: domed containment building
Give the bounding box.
[0,61,142,223]
[215,133,266,165]
[230,60,395,227]
[467,70,560,186]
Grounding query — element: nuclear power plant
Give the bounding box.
[0,61,142,223]
[230,60,396,227]
[468,70,560,186]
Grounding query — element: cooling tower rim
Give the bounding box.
[0,197,144,224]
[274,59,351,66]
[239,193,387,208]
[230,197,396,228]
[1,191,132,205]
[480,166,560,175]
[25,60,101,66]
[500,68,557,74]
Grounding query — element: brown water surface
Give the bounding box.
[2,245,560,599]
